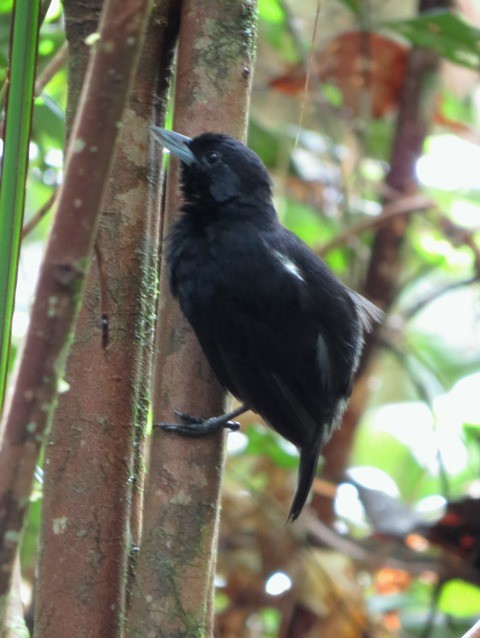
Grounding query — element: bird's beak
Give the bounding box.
[151,126,195,165]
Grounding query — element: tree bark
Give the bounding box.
[0,0,151,626]
[126,2,257,636]
[34,2,180,637]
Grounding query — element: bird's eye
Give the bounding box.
[205,151,219,165]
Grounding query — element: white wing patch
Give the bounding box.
[273,250,305,283]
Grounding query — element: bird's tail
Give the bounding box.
[288,440,323,522]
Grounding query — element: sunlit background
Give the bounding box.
[2,0,480,635]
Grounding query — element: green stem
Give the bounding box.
[0,0,41,412]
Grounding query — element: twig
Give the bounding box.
[381,338,451,498]
[318,193,433,256]
[438,215,480,272]
[307,516,480,584]
[419,580,443,638]
[34,42,68,97]
[380,339,430,401]
[404,275,480,320]
[294,0,322,149]
[21,190,57,238]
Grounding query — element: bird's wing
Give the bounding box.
[208,308,331,448]
[188,235,351,449]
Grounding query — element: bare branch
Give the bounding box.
[0,0,151,610]
[318,193,434,256]
[307,517,480,584]
[316,0,444,525]
[34,42,68,97]
[21,190,57,238]
[404,275,480,320]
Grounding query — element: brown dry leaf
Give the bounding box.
[215,606,252,638]
[217,484,399,637]
[269,64,308,96]
[374,567,412,595]
[284,549,394,638]
[219,472,298,598]
[296,549,365,618]
[270,31,408,119]
[384,611,401,633]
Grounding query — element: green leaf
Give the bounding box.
[256,0,299,61]
[245,426,298,469]
[259,608,282,636]
[283,198,331,247]
[33,97,65,147]
[258,0,284,23]
[0,0,13,14]
[387,10,480,70]
[464,421,480,432]
[0,0,41,410]
[248,119,281,169]
[440,89,475,125]
[44,0,62,22]
[336,0,361,16]
[439,580,480,617]
[365,118,395,160]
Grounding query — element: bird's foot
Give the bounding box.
[156,407,244,437]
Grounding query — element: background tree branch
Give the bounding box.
[314,0,448,524]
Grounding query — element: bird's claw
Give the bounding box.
[156,409,240,437]
[172,409,201,424]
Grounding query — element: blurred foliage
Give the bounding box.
[387,10,480,69]
[2,0,480,635]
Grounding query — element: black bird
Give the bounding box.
[152,127,382,521]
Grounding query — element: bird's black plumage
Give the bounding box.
[153,127,382,521]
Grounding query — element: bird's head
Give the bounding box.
[151,127,272,206]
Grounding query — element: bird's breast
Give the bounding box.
[168,224,228,313]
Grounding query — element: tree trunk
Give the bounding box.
[126,2,257,636]
[33,1,178,636]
